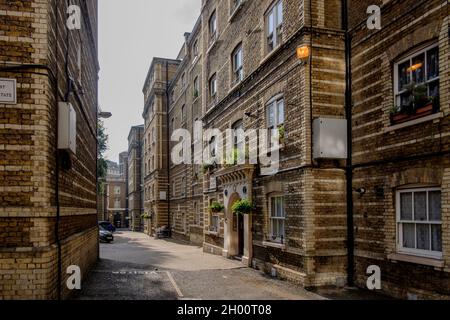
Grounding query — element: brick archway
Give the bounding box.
[389,167,443,188]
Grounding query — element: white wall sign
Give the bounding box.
[209,177,217,191]
[0,78,17,104]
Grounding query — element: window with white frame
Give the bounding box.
[266,0,283,53]
[209,136,217,158]
[210,200,220,232]
[209,11,217,42]
[232,120,243,149]
[193,76,199,99]
[181,73,186,89]
[209,73,217,100]
[267,96,284,143]
[270,196,285,242]
[193,39,199,58]
[181,105,186,123]
[396,187,442,259]
[394,44,439,114]
[152,127,156,144]
[194,202,202,226]
[232,44,243,85]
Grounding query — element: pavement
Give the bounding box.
[73,230,391,300]
[73,230,324,300]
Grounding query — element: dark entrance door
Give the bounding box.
[113,213,122,228]
[238,214,244,256]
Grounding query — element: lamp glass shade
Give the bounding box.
[296,46,310,60]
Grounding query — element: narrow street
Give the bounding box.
[73,231,324,300]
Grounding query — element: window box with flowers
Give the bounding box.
[392,44,440,126]
[390,83,439,125]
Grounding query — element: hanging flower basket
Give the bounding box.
[232,199,253,215]
[209,201,224,213]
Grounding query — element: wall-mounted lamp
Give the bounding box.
[354,187,367,196]
[296,45,310,62]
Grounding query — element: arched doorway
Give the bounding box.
[227,193,244,258]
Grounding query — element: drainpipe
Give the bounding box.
[165,61,172,237]
[343,0,354,287]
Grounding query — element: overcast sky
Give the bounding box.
[99,0,201,163]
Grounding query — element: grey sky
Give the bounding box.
[99,0,201,163]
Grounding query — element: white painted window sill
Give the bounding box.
[387,253,445,268]
[262,241,286,250]
[384,112,443,133]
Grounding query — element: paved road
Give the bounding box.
[73,231,323,300]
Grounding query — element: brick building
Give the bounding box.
[128,125,144,231]
[168,19,205,245]
[105,159,127,228]
[140,0,449,299]
[0,0,99,299]
[142,58,180,234]
[198,0,348,287]
[348,0,449,299]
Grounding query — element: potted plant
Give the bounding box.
[232,199,253,215]
[390,83,435,125]
[413,84,433,114]
[209,201,225,213]
[390,105,409,123]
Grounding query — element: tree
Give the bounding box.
[97,120,108,195]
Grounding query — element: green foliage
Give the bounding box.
[209,201,225,213]
[399,82,432,114]
[389,105,400,115]
[225,148,240,166]
[141,212,151,219]
[278,125,285,140]
[202,163,215,174]
[97,120,109,195]
[232,199,253,215]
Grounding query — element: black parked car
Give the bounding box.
[98,221,116,233]
[99,226,114,243]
